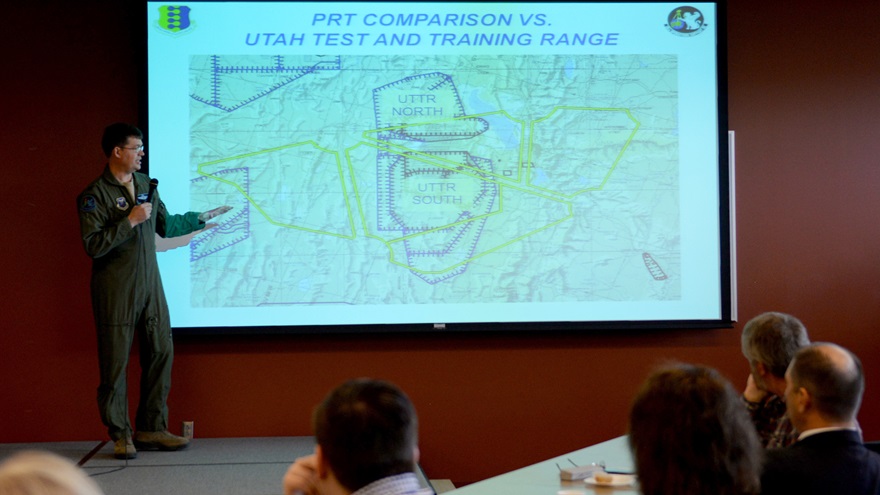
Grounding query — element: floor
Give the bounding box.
[0,437,447,495]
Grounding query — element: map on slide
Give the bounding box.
[186,54,679,308]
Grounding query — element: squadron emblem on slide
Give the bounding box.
[665,6,708,37]
[156,5,194,34]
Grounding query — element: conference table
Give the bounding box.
[446,436,638,495]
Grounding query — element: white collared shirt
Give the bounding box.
[797,425,861,442]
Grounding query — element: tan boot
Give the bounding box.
[114,437,137,459]
[133,430,190,451]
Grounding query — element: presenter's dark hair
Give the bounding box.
[313,378,417,492]
[628,363,761,495]
[101,123,143,157]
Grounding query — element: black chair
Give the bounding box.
[866,441,880,455]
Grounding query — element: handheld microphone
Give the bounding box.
[146,178,159,203]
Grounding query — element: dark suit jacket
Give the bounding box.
[761,429,880,495]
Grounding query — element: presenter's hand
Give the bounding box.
[743,373,767,403]
[283,454,320,495]
[128,203,152,227]
[198,205,233,222]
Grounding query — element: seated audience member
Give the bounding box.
[283,378,432,495]
[740,312,810,448]
[629,363,762,495]
[0,450,105,495]
[761,343,880,495]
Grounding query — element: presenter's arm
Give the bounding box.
[153,188,231,238]
[198,205,233,222]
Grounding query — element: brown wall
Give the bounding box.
[2,0,879,486]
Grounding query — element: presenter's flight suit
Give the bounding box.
[77,167,204,440]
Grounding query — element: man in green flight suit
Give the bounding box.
[77,123,231,459]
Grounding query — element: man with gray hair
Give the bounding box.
[740,311,810,447]
[761,343,880,494]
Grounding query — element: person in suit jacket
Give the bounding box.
[761,343,880,495]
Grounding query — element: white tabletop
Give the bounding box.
[447,436,638,495]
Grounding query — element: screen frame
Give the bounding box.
[140,0,733,335]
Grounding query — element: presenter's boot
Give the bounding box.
[114,437,137,459]
[133,430,190,451]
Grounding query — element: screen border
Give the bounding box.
[140,0,733,335]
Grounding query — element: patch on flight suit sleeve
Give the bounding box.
[80,195,97,212]
[115,197,129,210]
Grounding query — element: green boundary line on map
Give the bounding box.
[194,105,637,275]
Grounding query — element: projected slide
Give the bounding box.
[148,2,725,328]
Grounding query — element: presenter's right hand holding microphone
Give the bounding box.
[129,177,158,228]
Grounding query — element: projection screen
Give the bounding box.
[145,1,732,332]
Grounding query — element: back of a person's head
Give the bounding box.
[0,451,104,495]
[628,364,761,495]
[100,122,142,157]
[741,312,810,377]
[314,378,417,492]
[789,343,864,423]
